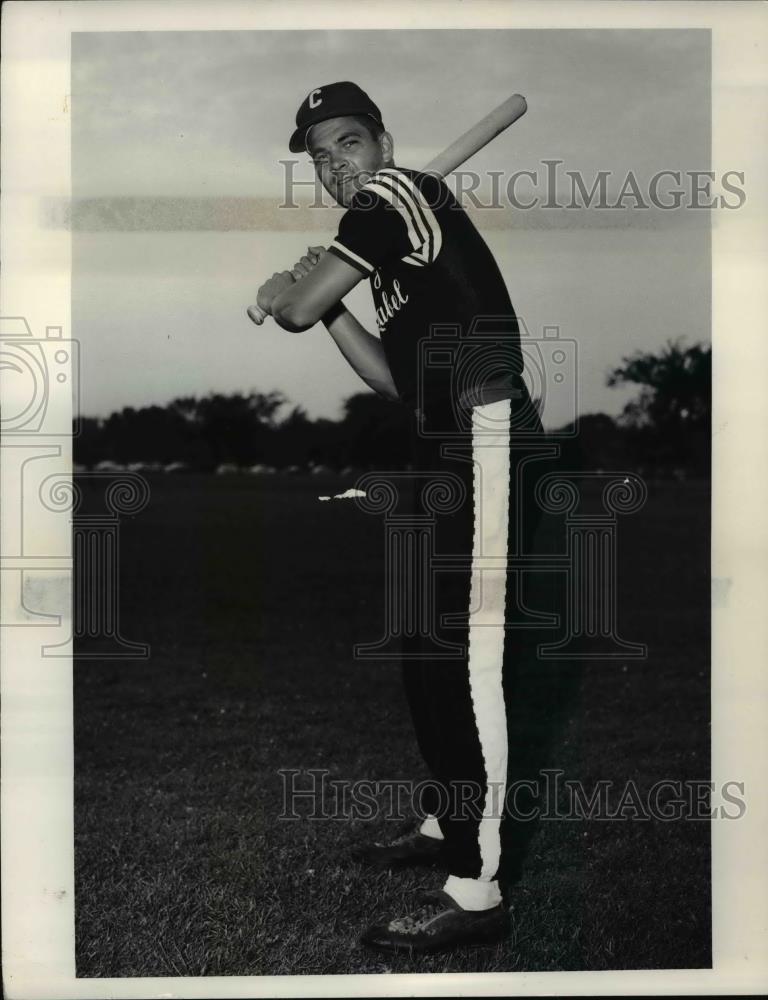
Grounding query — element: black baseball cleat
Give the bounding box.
[351,829,447,870]
[360,889,510,953]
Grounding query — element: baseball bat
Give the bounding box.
[422,92,527,176]
[247,93,528,325]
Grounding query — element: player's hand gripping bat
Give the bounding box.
[246,93,528,325]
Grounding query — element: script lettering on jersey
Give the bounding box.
[372,270,409,333]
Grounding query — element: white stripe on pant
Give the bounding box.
[467,398,512,883]
[400,395,543,909]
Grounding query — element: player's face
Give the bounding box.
[307,116,388,207]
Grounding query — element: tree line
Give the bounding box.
[74,340,710,477]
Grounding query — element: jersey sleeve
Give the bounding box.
[327,172,443,275]
[327,189,413,276]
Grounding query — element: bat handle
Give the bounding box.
[247,304,268,325]
[247,263,307,326]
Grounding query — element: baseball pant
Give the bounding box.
[400,394,545,898]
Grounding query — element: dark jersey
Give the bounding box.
[327,166,536,418]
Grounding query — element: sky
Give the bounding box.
[71,29,711,427]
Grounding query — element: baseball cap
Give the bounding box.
[289,81,383,153]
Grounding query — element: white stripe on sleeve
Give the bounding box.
[377,168,442,264]
[328,239,374,274]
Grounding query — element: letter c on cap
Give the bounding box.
[308,88,322,109]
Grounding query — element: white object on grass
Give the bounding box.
[317,488,367,501]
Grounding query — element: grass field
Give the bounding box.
[74,472,711,976]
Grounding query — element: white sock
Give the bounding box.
[443,874,502,911]
[418,815,444,840]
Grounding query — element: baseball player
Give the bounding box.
[253,82,545,953]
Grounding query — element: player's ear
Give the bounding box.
[379,130,394,165]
